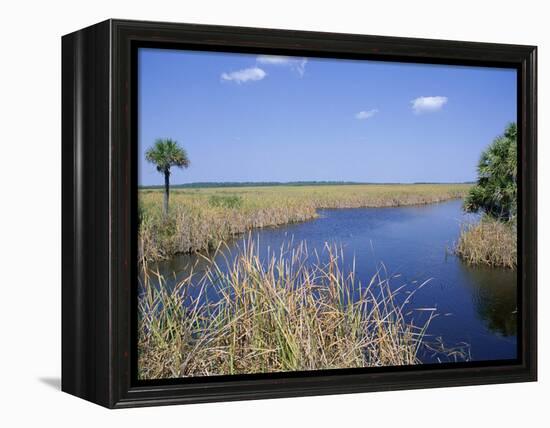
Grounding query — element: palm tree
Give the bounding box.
[464,122,517,220]
[145,138,190,216]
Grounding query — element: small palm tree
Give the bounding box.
[145,138,190,216]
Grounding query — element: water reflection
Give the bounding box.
[460,263,517,337]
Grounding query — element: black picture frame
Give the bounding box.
[62,19,537,408]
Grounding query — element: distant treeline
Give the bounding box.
[140,181,474,189]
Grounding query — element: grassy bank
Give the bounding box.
[139,183,470,261]
[456,217,517,269]
[138,239,464,379]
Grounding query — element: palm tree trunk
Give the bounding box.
[163,169,170,216]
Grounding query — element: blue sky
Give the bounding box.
[138,48,516,185]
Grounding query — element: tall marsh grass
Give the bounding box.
[138,238,465,379]
[139,183,470,261]
[456,217,517,269]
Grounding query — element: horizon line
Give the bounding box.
[139,180,475,188]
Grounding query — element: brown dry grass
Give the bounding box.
[139,183,470,262]
[456,217,517,269]
[138,238,468,380]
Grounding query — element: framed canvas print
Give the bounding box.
[61,19,537,408]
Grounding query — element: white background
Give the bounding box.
[0,0,546,426]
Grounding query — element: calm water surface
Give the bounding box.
[145,199,517,363]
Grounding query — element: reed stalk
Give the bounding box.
[138,238,466,379]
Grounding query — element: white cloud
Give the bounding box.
[411,96,448,114]
[355,109,379,120]
[221,67,266,83]
[256,55,308,77]
[257,55,293,65]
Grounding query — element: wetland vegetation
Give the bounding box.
[136,48,518,379]
[138,238,468,379]
[459,123,518,268]
[138,183,470,262]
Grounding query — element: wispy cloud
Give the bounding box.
[256,55,308,77]
[221,67,267,83]
[411,96,448,114]
[355,109,379,120]
[256,55,293,65]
